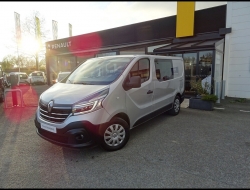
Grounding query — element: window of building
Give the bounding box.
[154,59,173,81]
[57,56,76,72]
[198,51,213,79]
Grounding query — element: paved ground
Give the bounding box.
[0,85,250,188]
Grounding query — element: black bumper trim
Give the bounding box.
[36,129,95,148]
[35,116,105,148]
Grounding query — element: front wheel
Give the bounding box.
[168,96,181,116]
[99,117,130,151]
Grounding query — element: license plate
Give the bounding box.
[41,123,57,133]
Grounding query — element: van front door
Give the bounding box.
[125,58,154,127]
[152,58,175,112]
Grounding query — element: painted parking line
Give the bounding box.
[213,107,225,110]
[239,110,250,113]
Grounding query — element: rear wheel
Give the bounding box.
[168,96,180,116]
[99,117,130,151]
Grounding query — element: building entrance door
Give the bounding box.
[183,51,213,96]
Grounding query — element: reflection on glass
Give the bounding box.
[183,53,197,92]
[67,57,133,85]
[198,51,212,80]
[49,56,57,83]
[166,53,182,57]
[57,56,76,73]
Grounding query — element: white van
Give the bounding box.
[35,55,185,151]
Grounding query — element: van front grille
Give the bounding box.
[39,102,72,123]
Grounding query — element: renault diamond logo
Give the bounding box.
[48,101,54,113]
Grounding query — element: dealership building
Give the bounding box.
[45,2,250,99]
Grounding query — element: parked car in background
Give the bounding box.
[3,73,11,87]
[9,72,30,86]
[52,71,71,84]
[0,66,4,102]
[29,71,47,85]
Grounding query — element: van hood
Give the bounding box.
[40,83,109,105]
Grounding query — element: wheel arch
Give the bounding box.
[111,112,130,127]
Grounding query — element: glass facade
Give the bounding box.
[57,56,76,72]
[165,51,214,96]
[183,53,197,94]
[48,56,57,84]
[198,51,212,79]
[197,51,213,94]
[47,55,94,85]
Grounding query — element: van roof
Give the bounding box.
[92,55,183,60]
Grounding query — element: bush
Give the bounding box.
[190,78,218,103]
[190,79,210,95]
[201,94,218,103]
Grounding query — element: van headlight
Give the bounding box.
[72,88,109,115]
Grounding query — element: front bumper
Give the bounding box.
[35,116,104,148]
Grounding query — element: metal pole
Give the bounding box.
[17,44,20,72]
[216,81,221,103]
[36,52,39,70]
[222,80,225,99]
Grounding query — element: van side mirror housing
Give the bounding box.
[123,76,141,90]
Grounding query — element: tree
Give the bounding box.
[2,55,17,69]
[1,54,37,71]
[1,60,12,71]
[3,11,50,70]
[22,10,50,70]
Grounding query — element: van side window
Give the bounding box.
[129,58,150,84]
[155,59,173,81]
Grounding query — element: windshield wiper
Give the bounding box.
[74,82,94,85]
[67,79,73,84]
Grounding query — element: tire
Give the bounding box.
[99,117,130,151]
[168,95,181,116]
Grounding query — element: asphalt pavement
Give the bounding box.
[0,85,250,188]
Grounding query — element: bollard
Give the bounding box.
[8,73,23,107]
[4,88,23,108]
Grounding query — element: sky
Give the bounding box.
[0,1,227,61]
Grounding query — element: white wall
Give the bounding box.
[224,2,250,98]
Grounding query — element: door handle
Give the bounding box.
[147,90,153,94]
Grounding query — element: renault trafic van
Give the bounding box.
[35,55,185,151]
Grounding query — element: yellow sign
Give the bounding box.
[176,2,195,38]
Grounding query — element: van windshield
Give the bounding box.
[66,57,133,85]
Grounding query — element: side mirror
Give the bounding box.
[124,76,141,90]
